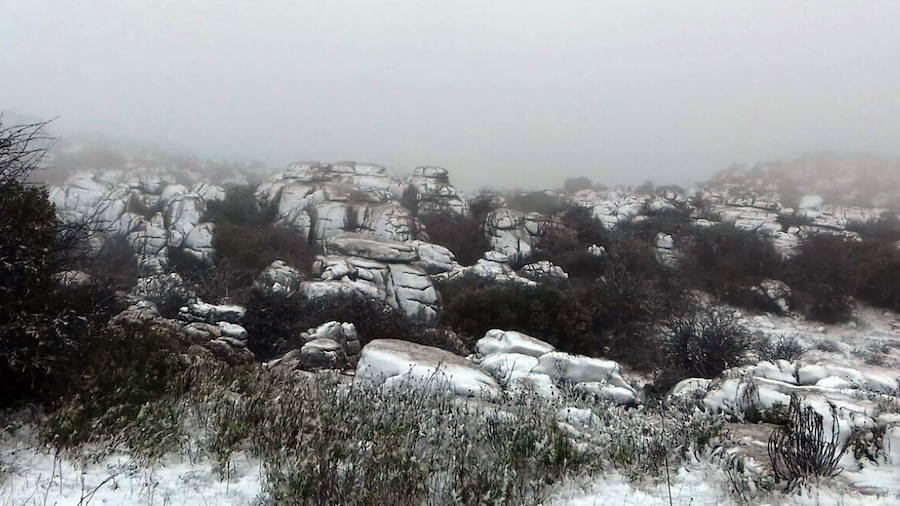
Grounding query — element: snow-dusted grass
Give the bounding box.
[3,352,725,505]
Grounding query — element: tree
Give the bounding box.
[0,119,113,404]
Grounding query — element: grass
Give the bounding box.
[39,327,725,505]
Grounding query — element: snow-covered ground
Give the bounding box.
[3,303,899,505]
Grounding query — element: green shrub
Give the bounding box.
[785,234,858,323]
[440,270,690,371]
[854,240,900,312]
[679,223,785,310]
[244,290,464,360]
[506,190,567,215]
[1,120,124,406]
[418,212,491,266]
[42,323,189,460]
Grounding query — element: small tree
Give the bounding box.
[0,119,108,404]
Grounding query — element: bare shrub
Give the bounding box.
[767,395,846,485]
[664,308,754,379]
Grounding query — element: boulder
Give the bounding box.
[355,339,502,399]
[483,208,533,264]
[519,261,568,281]
[472,330,637,404]
[255,260,305,295]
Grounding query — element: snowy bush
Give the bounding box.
[664,308,755,379]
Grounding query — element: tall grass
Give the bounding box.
[41,329,724,505]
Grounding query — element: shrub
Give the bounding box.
[42,353,724,504]
[757,335,807,363]
[418,212,491,266]
[212,224,314,300]
[0,120,122,406]
[854,240,900,312]
[767,395,846,485]
[776,211,814,231]
[846,213,900,243]
[440,269,690,371]
[679,223,785,310]
[664,308,754,379]
[42,322,189,460]
[244,290,464,360]
[204,184,275,226]
[563,177,593,193]
[785,234,858,322]
[505,190,567,215]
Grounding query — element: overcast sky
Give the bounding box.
[3,1,900,190]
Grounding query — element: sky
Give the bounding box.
[3,0,900,190]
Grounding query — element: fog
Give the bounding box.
[3,1,900,190]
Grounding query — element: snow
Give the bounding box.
[0,432,262,505]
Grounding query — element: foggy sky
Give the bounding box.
[3,1,900,190]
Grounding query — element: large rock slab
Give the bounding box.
[355,339,502,399]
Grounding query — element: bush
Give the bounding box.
[785,234,858,322]
[777,211,814,232]
[440,269,690,371]
[42,323,189,459]
[758,335,807,363]
[418,212,491,266]
[664,308,754,380]
[767,395,846,485]
[854,240,900,312]
[563,176,593,193]
[505,190,567,215]
[211,224,314,300]
[204,184,275,226]
[244,290,463,360]
[680,223,785,310]
[1,120,122,406]
[42,353,723,503]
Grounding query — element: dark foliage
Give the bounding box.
[785,234,858,323]
[400,184,419,217]
[204,184,276,226]
[776,211,814,232]
[198,185,314,302]
[846,213,900,243]
[663,308,754,379]
[563,177,593,193]
[244,290,464,360]
[679,223,785,310]
[768,395,846,485]
[505,191,567,216]
[853,239,900,312]
[758,335,807,363]
[440,270,691,371]
[419,212,491,266]
[42,322,189,451]
[1,120,124,406]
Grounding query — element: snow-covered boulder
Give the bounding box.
[255,260,304,295]
[519,261,568,281]
[483,208,534,264]
[301,234,442,320]
[472,330,637,404]
[355,339,502,399]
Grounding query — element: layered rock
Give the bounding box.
[301,234,445,320]
[472,330,638,405]
[406,166,468,216]
[355,339,503,399]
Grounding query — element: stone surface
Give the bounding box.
[355,339,503,399]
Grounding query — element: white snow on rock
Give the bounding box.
[472,330,637,405]
[355,339,503,399]
[254,259,304,295]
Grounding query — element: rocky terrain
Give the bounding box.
[3,157,900,505]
